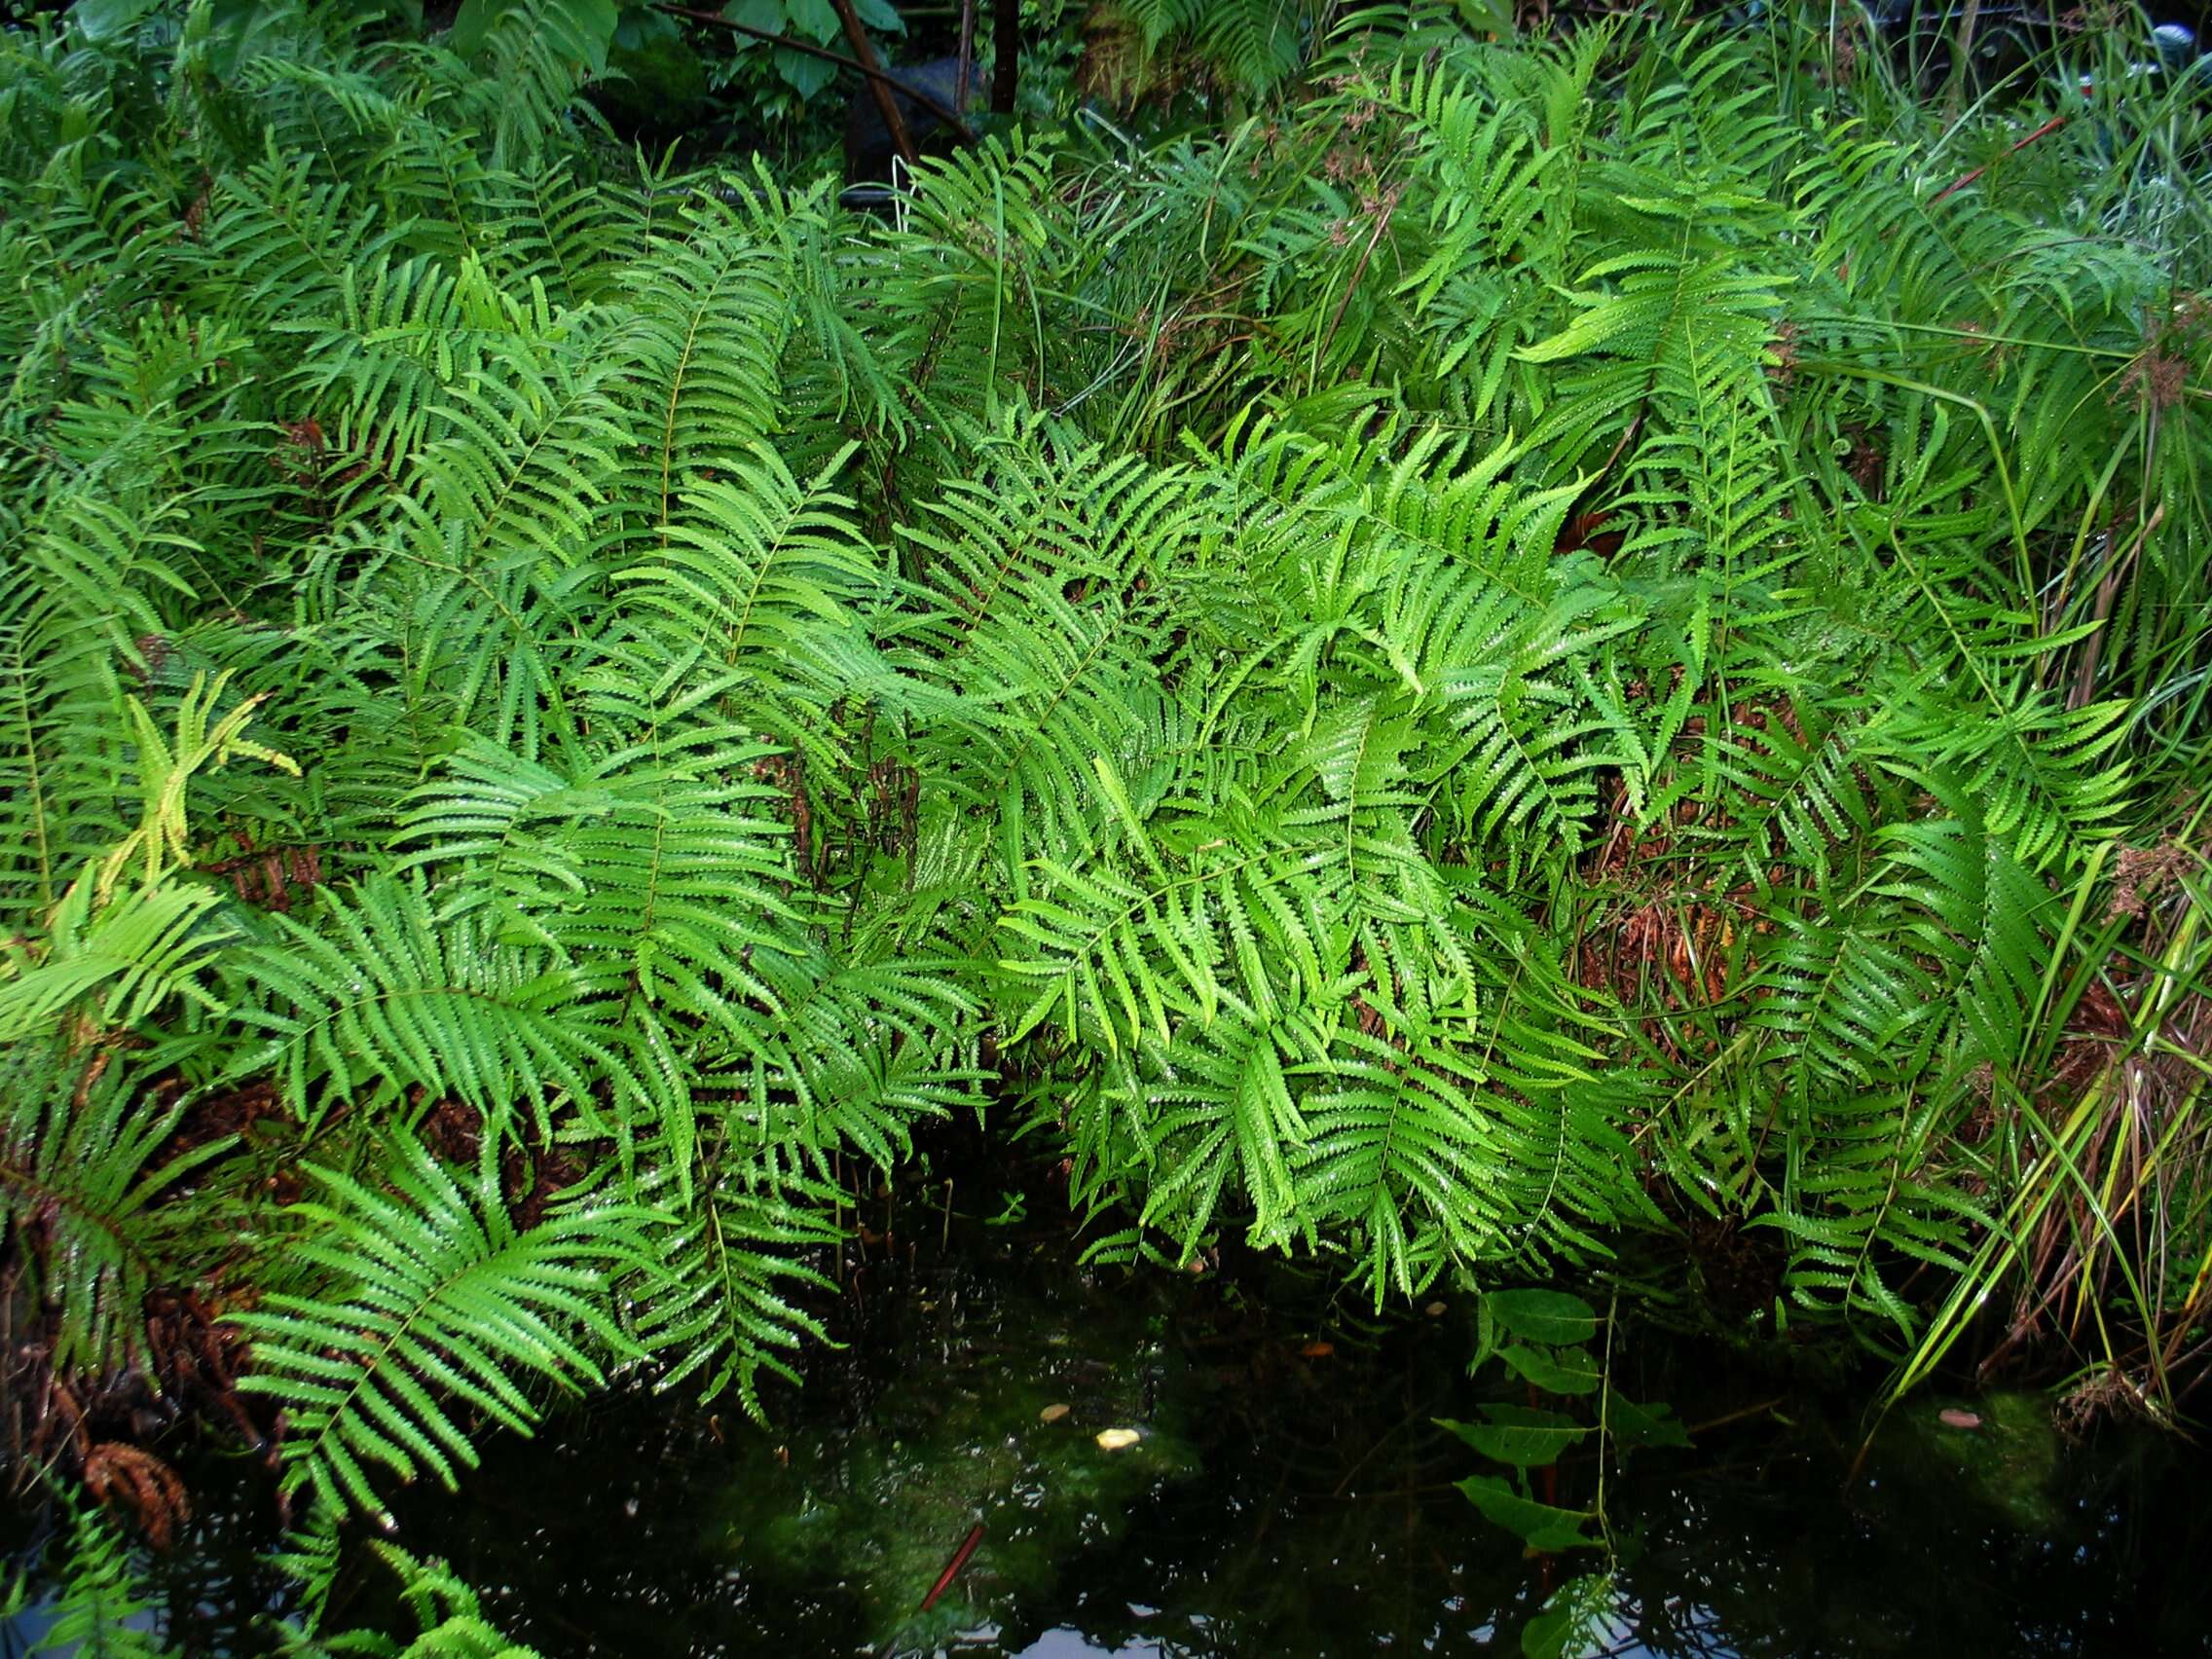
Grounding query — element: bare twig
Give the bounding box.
[956,0,976,109]
[830,0,916,167]
[918,1522,985,1611]
[1931,115,2064,204]
[651,4,975,141]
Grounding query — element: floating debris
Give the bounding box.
[918,1523,985,1612]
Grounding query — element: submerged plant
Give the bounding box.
[1441,1287,1691,1657]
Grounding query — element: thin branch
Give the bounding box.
[830,0,916,167]
[956,0,976,109]
[650,4,976,141]
[1931,115,2065,204]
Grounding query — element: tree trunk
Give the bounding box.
[991,0,1017,114]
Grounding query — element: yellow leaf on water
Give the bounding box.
[1095,1427,1141,1451]
[1040,1403,1072,1423]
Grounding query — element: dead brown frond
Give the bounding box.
[83,1442,192,1550]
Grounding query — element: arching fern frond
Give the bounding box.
[635,1169,842,1419]
[233,1133,656,1517]
[276,1541,543,1658]
[0,1042,228,1375]
[223,873,664,1141]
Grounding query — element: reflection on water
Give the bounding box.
[6,1237,2208,1656]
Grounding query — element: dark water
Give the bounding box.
[7,1235,2209,1657]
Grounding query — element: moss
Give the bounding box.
[593,28,710,132]
[1881,1390,2064,1532]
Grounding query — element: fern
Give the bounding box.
[276,1541,542,1658]
[18,1505,177,1659]
[0,1043,228,1374]
[223,873,666,1143]
[0,4,2207,1601]
[232,1133,657,1516]
[634,1169,842,1418]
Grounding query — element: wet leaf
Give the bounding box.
[1604,1389,1692,1455]
[1438,1408,1590,1467]
[1454,1473,1599,1552]
[1484,1289,1598,1347]
[1497,1342,1599,1396]
[72,0,160,40]
[1522,1570,1616,1658]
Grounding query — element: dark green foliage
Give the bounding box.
[1,0,2208,1641]
[13,1506,178,1659]
[231,1133,657,1514]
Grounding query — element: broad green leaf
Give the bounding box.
[1604,1389,1693,1456]
[1484,1289,1598,1347]
[776,45,837,98]
[448,0,498,55]
[71,0,159,40]
[1438,1408,1590,1467]
[550,0,619,72]
[1496,1342,1600,1396]
[1455,1474,1599,1552]
[783,0,838,41]
[726,0,783,33]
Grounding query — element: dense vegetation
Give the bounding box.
[2,0,2208,1647]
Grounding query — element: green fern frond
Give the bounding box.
[224,873,664,1141]
[0,1042,228,1375]
[276,1541,543,1658]
[21,1506,177,1659]
[233,1133,656,1516]
[635,1171,842,1418]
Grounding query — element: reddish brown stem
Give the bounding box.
[919,1523,985,1612]
[1932,115,2064,204]
[830,0,916,167]
[650,4,975,141]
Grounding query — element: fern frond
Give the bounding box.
[233,1134,656,1516]
[224,873,663,1140]
[635,1171,841,1419]
[0,1043,228,1375]
[23,1506,176,1659]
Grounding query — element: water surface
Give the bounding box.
[6,1236,2206,1656]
